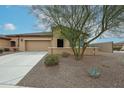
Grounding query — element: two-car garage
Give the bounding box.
[6,32,53,51]
[25,40,51,51]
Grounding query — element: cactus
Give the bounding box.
[88,67,101,78]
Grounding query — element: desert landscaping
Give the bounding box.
[17,52,124,88]
[0,5,123,88]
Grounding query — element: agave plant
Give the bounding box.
[88,67,101,78]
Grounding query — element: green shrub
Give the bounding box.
[88,67,101,78]
[4,48,10,52]
[102,64,110,68]
[44,54,59,66]
[0,49,3,54]
[62,52,70,57]
[113,46,122,51]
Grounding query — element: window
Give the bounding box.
[57,39,64,47]
[11,41,16,47]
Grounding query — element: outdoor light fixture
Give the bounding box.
[21,39,23,42]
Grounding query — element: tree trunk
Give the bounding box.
[76,38,81,60]
[81,43,88,59]
[71,47,77,58]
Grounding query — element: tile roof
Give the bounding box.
[6,32,52,37]
[0,35,11,40]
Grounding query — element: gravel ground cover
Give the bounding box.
[17,53,124,88]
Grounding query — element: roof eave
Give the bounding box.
[7,35,53,37]
[0,37,11,40]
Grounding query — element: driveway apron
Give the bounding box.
[0,51,47,86]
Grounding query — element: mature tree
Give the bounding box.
[31,5,124,60]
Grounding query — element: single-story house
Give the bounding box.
[6,32,52,51]
[0,35,10,49]
[0,27,113,55]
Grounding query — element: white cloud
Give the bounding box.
[37,24,46,29]
[3,23,16,31]
[39,14,47,19]
[34,22,50,32]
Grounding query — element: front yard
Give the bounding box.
[17,53,124,88]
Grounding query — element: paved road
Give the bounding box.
[0,51,47,86]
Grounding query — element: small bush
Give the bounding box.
[62,52,70,57]
[4,48,10,52]
[0,49,3,54]
[44,54,59,66]
[88,67,101,78]
[102,64,110,68]
[113,46,122,51]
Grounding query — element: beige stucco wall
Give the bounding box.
[52,27,70,47]
[9,36,52,51]
[9,37,19,47]
[48,47,99,56]
[50,28,100,56]
[0,39,10,49]
[90,42,113,53]
[8,27,112,55]
[25,40,51,51]
[8,28,112,55]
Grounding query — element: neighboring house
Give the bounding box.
[113,41,124,51]
[0,35,10,49]
[0,27,113,55]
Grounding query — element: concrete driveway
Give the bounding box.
[0,51,47,86]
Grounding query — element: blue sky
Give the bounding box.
[93,37,124,43]
[0,5,40,35]
[0,5,123,43]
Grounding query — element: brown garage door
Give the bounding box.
[25,40,51,51]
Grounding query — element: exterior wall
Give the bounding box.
[7,28,112,54]
[48,47,99,56]
[25,40,51,51]
[10,37,19,47]
[7,29,112,55]
[9,36,52,51]
[90,42,113,53]
[0,39,10,49]
[50,28,100,55]
[52,27,70,47]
